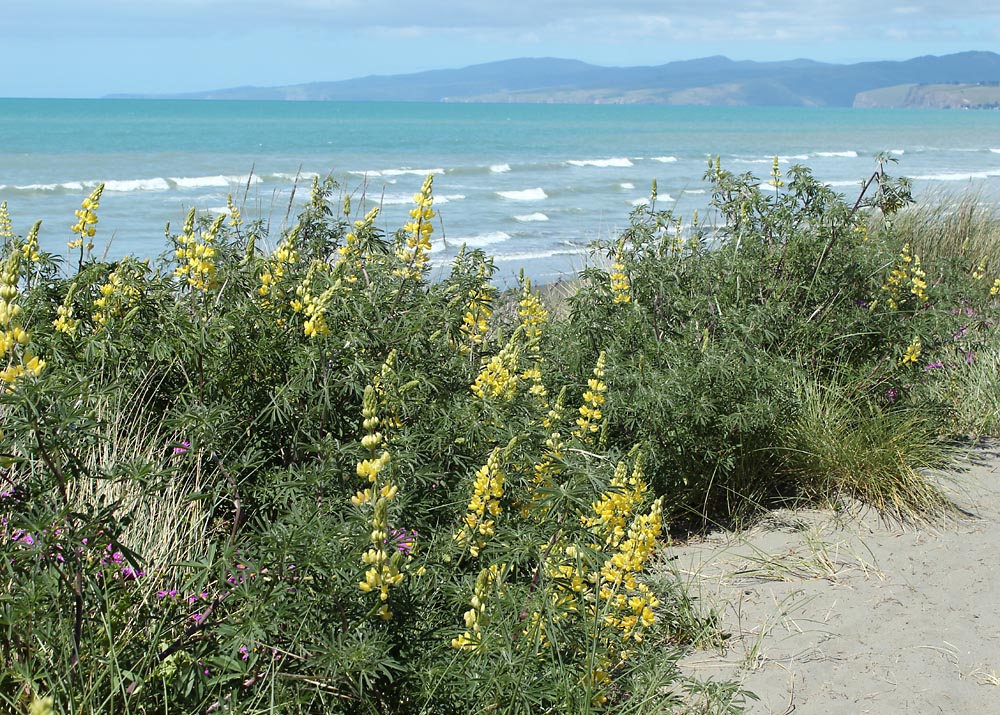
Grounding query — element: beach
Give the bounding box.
[674,443,1000,713]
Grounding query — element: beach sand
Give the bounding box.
[671,442,1000,713]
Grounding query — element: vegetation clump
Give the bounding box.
[2,157,999,713]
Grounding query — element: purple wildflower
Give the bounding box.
[388,528,417,556]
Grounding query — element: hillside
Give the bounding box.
[109,51,1000,107]
[854,82,1000,109]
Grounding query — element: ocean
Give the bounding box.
[2,99,999,285]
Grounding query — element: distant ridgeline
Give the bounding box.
[108,51,1000,108]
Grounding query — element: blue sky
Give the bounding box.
[5,1,998,97]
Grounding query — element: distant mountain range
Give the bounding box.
[110,51,1000,108]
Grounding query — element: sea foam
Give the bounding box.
[450,231,511,248]
[816,151,859,158]
[379,193,466,206]
[567,157,633,168]
[490,164,511,173]
[514,213,549,222]
[7,181,88,192]
[351,168,444,178]
[497,188,548,201]
[171,175,261,189]
[104,178,171,192]
[651,156,679,163]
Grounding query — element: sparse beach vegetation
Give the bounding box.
[2,156,1000,713]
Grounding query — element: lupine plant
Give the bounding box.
[2,156,998,714]
[0,174,710,715]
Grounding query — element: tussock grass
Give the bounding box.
[73,374,214,576]
[888,194,1000,267]
[781,376,955,521]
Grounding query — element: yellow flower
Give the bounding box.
[395,174,435,280]
[768,156,784,188]
[518,279,548,341]
[0,201,12,239]
[226,193,242,227]
[91,259,147,329]
[471,339,520,401]
[458,273,494,351]
[900,336,922,366]
[454,448,504,557]
[70,183,104,254]
[174,210,223,292]
[353,382,409,617]
[610,259,631,304]
[452,564,505,650]
[29,695,55,715]
[573,352,607,441]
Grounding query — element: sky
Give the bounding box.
[4,1,999,98]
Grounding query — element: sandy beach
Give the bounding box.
[672,442,1000,713]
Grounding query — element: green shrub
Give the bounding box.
[3,155,998,714]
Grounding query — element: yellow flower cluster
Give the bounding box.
[69,184,104,252]
[226,193,242,228]
[52,282,79,336]
[522,454,663,679]
[971,259,1000,298]
[597,497,663,643]
[881,243,928,309]
[768,155,784,189]
[0,202,13,240]
[609,252,631,304]
[460,277,494,351]
[583,458,647,549]
[573,351,607,441]
[454,448,504,557]
[338,207,380,285]
[28,695,55,715]
[0,251,44,387]
[452,563,505,651]
[900,336,922,366]
[972,257,987,281]
[707,155,724,183]
[354,384,405,620]
[515,280,550,411]
[517,280,548,342]
[174,210,223,292]
[396,174,435,280]
[92,258,146,329]
[293,262,339,339]
[471,339,520,401]
[21,220,41,266]
[258,227,301,309]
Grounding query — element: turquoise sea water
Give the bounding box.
[2,99,999,284]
